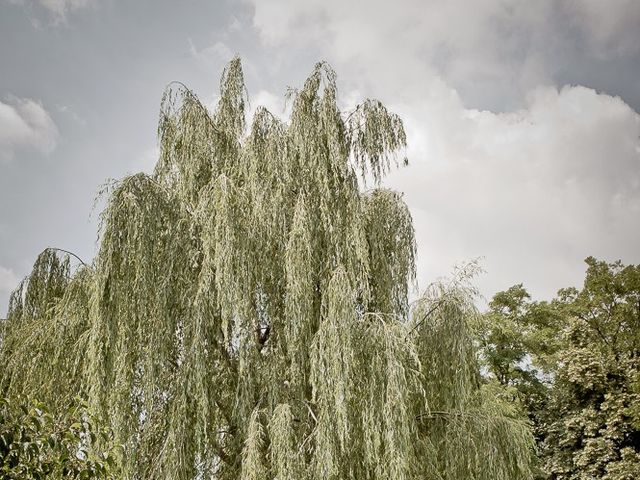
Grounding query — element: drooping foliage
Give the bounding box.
[0,58,535,479]
[414,271,536,480]
[0,249,91,413]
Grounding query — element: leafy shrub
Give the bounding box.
[0,396,117,479]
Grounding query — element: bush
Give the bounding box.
[0,396,117,479]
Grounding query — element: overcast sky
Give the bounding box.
[1,0,639,313]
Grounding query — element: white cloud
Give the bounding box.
[249,0,640,110]
[246,0,640,300]
[247,89,290,124]
[389,84,640,300]
[0,97,58,162]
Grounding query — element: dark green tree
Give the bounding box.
[0,396,117,479]
[542,258,640,479]
[479,258,640,479]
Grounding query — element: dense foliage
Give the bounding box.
[478,257,640,479]
[0,396,117,479]
[1,58,536,479]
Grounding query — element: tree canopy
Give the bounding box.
[1,58,535,479]
[478,257,640,479]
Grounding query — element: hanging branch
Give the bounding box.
[405,298,445,338]
[45,247,87,267]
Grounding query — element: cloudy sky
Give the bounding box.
[1,0,639,313]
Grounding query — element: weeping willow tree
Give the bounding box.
[0,58,535,479]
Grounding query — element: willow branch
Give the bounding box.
[46,247,87,267]
[406,299,445,338]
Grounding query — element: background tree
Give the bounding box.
[479,258,640,479]
[1,58,535,479]
[543,258,640,479]
[476,284,562,453]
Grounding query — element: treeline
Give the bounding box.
[477,257,640,479]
